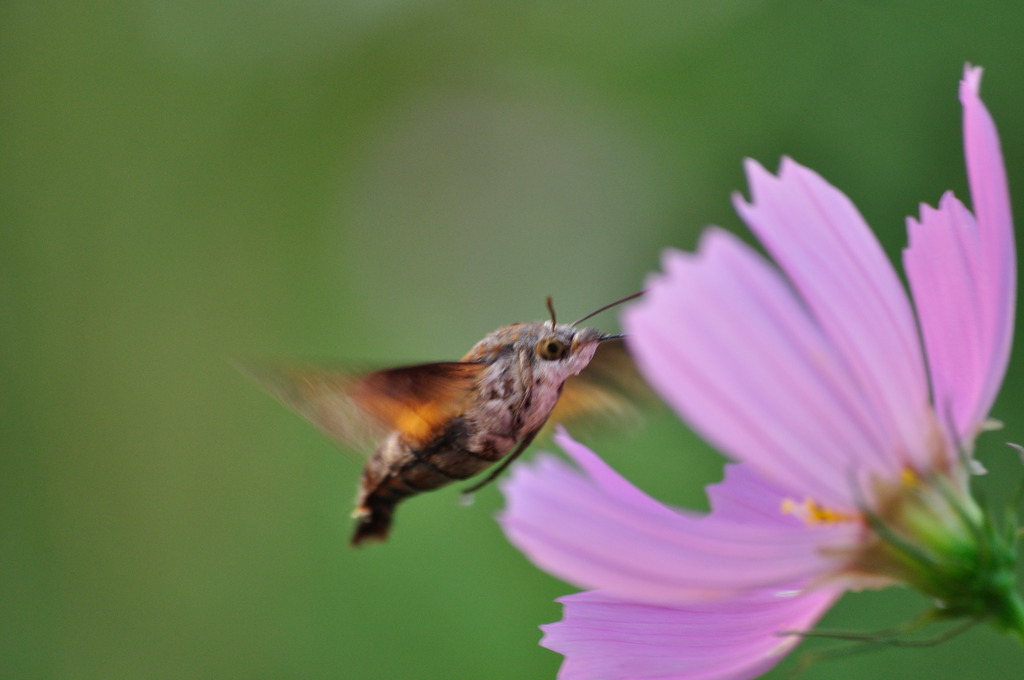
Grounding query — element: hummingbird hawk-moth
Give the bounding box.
[245,293,647,546]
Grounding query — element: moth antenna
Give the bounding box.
[546,296,557,330]
[571,290,645,326]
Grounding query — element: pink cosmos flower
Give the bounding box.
[499,65,1020,679]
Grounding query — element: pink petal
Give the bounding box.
[705,463,805,526]
[623,228,895,509]
[732,158,935,471]
[904,195,986,445]
[962,66,1016,361]
[498,430,859,604]
[904,66,1015,443]
[542,586,841,680]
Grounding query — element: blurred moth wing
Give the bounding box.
[242,361,486,456]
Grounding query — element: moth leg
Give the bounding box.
[461,427,541,496]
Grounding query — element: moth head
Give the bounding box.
[531,324,610,382]
[534,296,622,369]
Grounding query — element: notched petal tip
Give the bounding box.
[962,63,983,98]
[741,156,767,178]
[652,246,690,283]
[742,156,779,195]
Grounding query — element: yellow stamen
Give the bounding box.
[781,497,855,525]
[900,467,920,488]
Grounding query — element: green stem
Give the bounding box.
[992,590,1024,645]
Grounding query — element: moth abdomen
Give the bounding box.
[351,420,506,545]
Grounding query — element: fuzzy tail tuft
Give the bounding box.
[350,502,395,546]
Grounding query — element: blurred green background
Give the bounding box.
[4,1,1024,678]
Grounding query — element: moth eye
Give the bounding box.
[537,337,568,361]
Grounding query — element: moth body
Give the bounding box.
[351,322,605,545]
[245,293,648,547]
